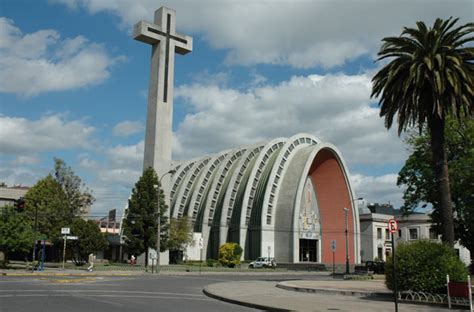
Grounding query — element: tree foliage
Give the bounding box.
[168,216,194,251]
[122,167,169,267]
[53,158,95,216]
[68,218,108,264]
[385,241,467,292]
[218,243,243,268]
[398,117,474,268]
[24,175,71,243]
[0,206,33,261]
[372,17,474,246]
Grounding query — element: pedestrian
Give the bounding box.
[131,255,136,265]
[87,253,95,272]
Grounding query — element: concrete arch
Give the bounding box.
[260,133,320,258]
[170,159,196,216]
[219,143,265,245]
[171,155,211,218]
[186,150,229,224]
[240,138,286,259]
[291,143,360,264]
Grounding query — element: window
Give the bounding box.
[409,228,418,240]
[385,229,390,240]
[377,228,382,239]
[398,229,402,238]
[429,228,438,240]
[377,247,383,260]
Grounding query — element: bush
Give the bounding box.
[206,259,218,267]
[385,240,467,292]
[218,243,243,268]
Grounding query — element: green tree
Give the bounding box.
[0,206,33,263]
[398,117,474,269]
[24,175,71,243]
[122,167,169,268]
[68,218,108,264]
[168,216,194,252]
[371,17,474,246]
[53,158,95,216]
[218,243,243,268]
[385,241,467,292]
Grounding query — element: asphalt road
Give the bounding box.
[0,273,326,312]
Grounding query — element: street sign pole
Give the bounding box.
[392,233,398,312]
[62,235,67,270]
[331,240,336,277]
[388,218,399,312]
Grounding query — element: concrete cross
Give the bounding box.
[133,7,192,178]
[134,7,192,265]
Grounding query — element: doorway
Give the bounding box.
[299,239,318,262]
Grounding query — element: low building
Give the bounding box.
[359,203,471,267]
[0,185,29,208]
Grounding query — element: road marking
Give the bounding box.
[0,289,204,297]
[0,294,212,301]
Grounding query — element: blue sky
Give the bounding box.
[0,0,471,218]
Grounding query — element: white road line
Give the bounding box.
[0,294,212,301]
[0,289,203,297]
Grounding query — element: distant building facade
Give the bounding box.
[359,203,471,266]
[0,186,29,209]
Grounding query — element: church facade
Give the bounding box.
[169,133,360,265]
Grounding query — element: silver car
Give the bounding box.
[249,257,277,268]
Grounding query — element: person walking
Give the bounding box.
[87,253,95,272]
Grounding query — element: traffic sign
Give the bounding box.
[331,240,336,252]
[66,236,78,240]
[61,227,70,235]
[388,219,399,234]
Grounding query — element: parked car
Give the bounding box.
[354,260,385,274]
[249,257,277,268]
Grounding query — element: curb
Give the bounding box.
[1,272,142,277]
[276,281,393,299]
[202,286,291,312]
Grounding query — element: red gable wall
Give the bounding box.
[309,149,354,264]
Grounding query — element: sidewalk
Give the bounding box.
[204,280,463,311]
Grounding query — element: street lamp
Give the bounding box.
[154,169,176,273]
[344,197,364,275]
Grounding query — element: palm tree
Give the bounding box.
[371,17,473,247]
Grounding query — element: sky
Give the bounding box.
[0,0,472,218]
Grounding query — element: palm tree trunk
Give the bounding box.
[429,116,454,247]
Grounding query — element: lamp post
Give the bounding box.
[343,207,349,274]
[343,197,364,275]
[154,169,176,273]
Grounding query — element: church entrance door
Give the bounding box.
[299,239,318,262]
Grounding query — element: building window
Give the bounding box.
[409,228,418,240]
[429,228,438,240]
[398,229,402,238]
[377,247,383,260]
[377,228,382,239]
[385,229,390,240]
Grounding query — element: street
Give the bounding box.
[0,273,323,312]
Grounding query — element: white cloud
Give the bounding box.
[11,155,41,165]
[0,114,95,154]
[112,120,144,137]
[351,173,405,208]
[52,0,472,69]
[0,18,123,96]
[173,72,407,166]
[107,141,144,168]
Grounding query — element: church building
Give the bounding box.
[169,133,361,265]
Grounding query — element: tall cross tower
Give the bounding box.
[134,8,192,195]
[134,7,192,264]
